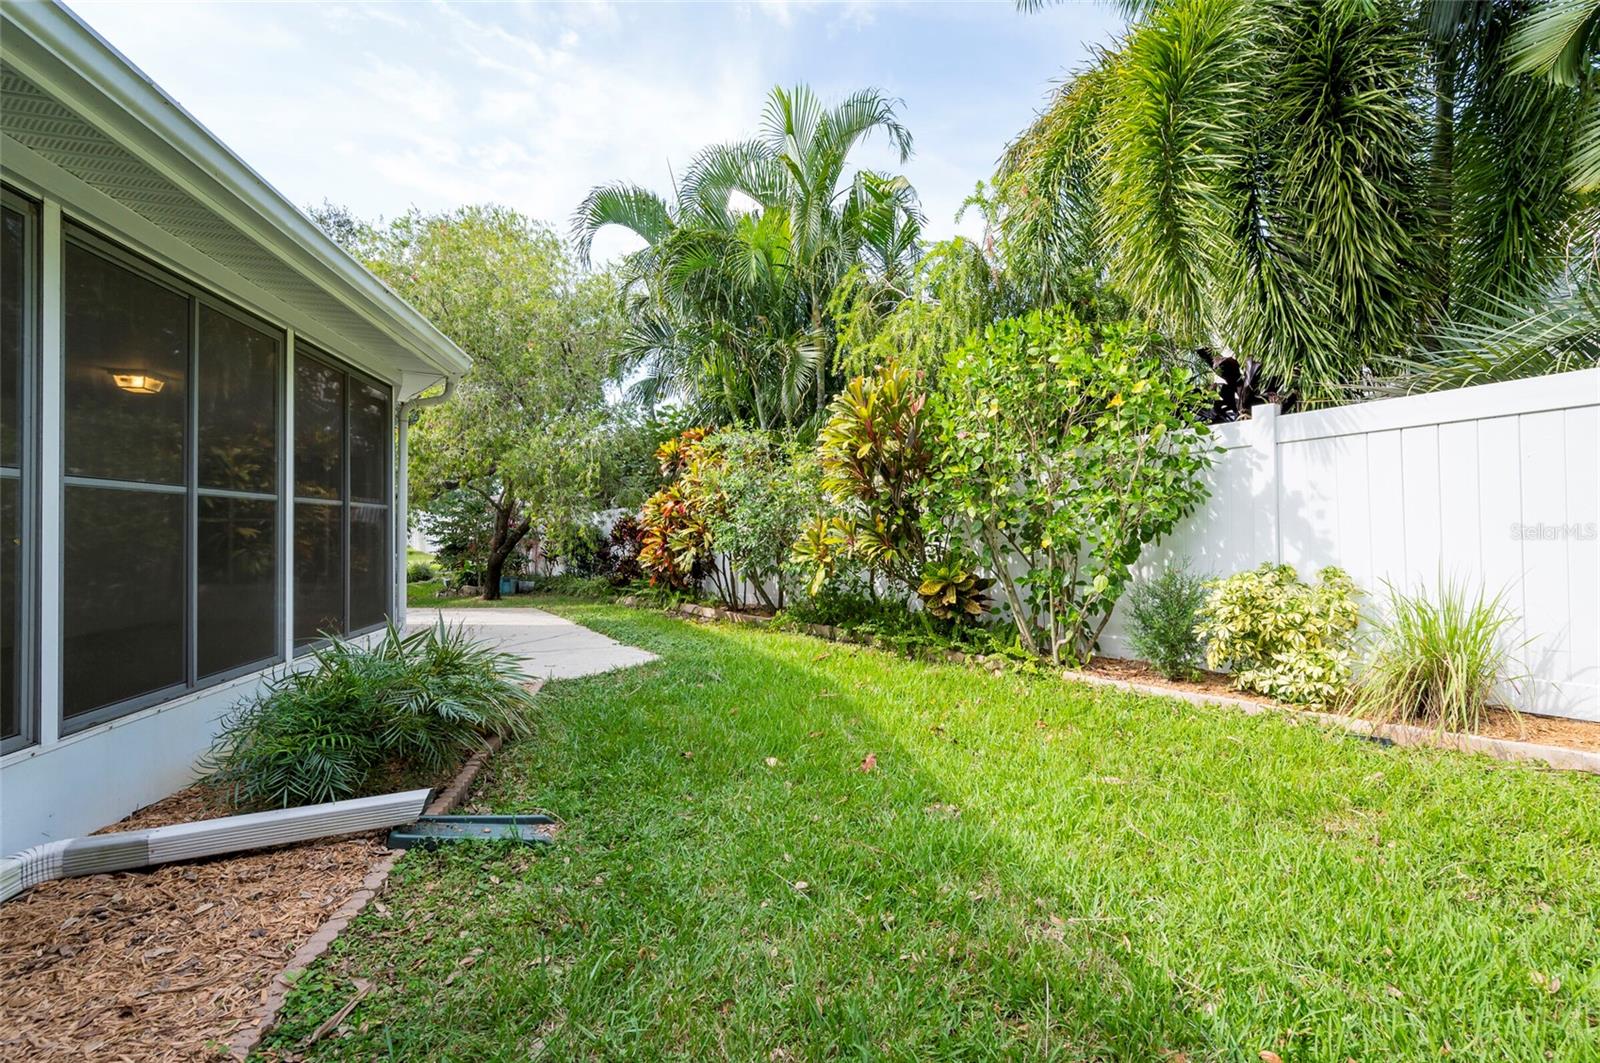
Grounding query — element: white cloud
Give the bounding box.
[68,0,1123,261]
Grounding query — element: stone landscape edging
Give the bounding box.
[229,680,541,1060]
[618,595,1600,777]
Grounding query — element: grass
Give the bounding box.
[407,579,539,609]
[263,600,1600,1061]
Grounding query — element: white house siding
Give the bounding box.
[1,673,268,852]
[1100,368,1600,722]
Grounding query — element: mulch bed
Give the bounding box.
[1082,655,1600,754]
[0,785,389,1062]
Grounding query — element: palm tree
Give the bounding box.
[574,85,921,431]
[1001,0,1596,405]
[1506,0,1600,192]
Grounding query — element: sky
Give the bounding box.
[70,0,1126,263]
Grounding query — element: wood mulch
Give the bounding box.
[0,787,389,1062]
[1082,656,1600,754]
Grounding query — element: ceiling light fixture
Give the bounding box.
[111,371,164,394]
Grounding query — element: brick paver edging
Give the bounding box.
[228,679,542,1059]
[618,596,1600,776]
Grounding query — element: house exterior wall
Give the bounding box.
[0,150,408,854]
[1100,368,1600,722]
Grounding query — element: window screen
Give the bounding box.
[60,233,285,724]
[293,352,391,647]
[1,197,30,745]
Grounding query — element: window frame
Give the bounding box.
[58,224,287,733]
[292,345,392,653]
[2,186,39,754]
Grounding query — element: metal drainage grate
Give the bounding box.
[387,815,557,851]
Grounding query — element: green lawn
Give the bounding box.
[264,600,1600,1061]
[406,579,546,609]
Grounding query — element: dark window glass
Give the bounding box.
[349,504,388,631]
[199,307,279,492]
[1,479,17,740]
[349,380,389,503]
[64,243,189,484]
[63,486,185,718]
[294,503,342,645]
[198,496,277,677]
[2,201,26,738]
[294,358,342,500]
[2,204,23,469]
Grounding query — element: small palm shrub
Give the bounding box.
[1195,563,1361,706]
[1353,581,1524,733]
[406,560,436,583]
[203,622,536,809]
[1125,565,1209,679]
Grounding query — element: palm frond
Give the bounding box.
[571,183,676,265]
[1506,0,1600,86]
[1373,281,1600,395]
[1100,0,1257,341]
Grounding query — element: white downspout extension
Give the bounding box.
[395,376,457,626]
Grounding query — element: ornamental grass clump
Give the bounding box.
[1195,563,1360,706]
[1353,581,1524,734]
[203,622,537,810]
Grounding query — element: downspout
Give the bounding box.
[1,788,433,904]
[395,376,457,625]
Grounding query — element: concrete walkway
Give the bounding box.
[406,606,656,681]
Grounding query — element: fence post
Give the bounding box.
[1249,403,1281,565]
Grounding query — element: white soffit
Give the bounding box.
[0,2,469,384]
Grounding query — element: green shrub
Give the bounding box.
[930,309,1214,663]
[1353,581,1524,733]
[1195,563,1361,706]
[546,520,608,578]
[793,362,938,598]
[699,428,822,610]
[1125,564,1209,679]
[522,573,613,599]
[916,556,993,624]
[406,560,436,583]
[203,623,536,809]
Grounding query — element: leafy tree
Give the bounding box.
[348,205,623,599]
[930,309,1214,663]
[1506,0,1599,194]
[574,84,922,430]
[830,235,1019,386]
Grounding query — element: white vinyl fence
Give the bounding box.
[1100,367,1600,722]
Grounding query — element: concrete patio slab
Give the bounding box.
[406,606,656,680]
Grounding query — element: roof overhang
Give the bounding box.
[0,1,470,389]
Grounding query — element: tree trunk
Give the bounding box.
[482,506,532,601]
[1431,40,1456,322]
[983,525,1039,657]
[747,566,777,612]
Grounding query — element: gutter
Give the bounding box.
[0,787,433,905]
